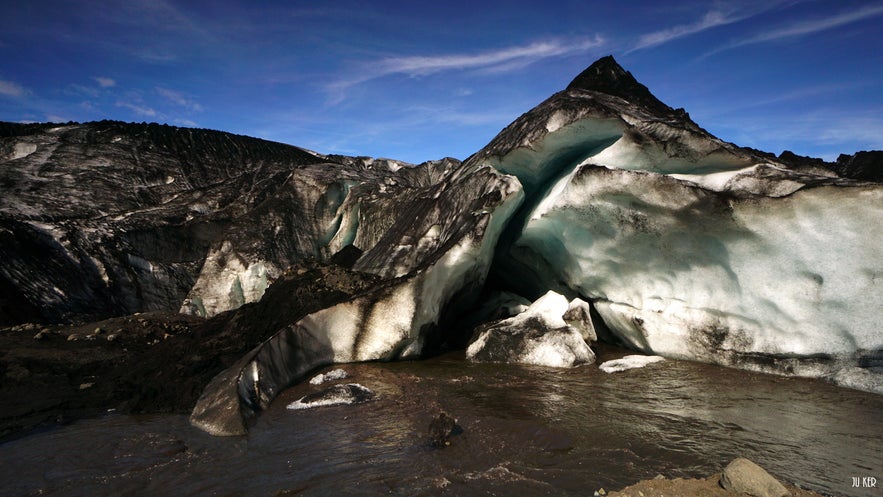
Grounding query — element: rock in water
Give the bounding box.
[428,412,459,448]
[466,291,596,368]
[720,458,790,497]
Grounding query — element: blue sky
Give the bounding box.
[1,1,881,163]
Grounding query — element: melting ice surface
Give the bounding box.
[599,355,665,373]
[286,383,374,410]
[309,368,350,385]
[488,107,883,384]
[2,349,881,497]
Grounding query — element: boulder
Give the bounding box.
[720,458,790,497]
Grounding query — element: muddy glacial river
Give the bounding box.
[2,346,880,496]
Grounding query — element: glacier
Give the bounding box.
[464,56,882,388]
[1,57,880,439]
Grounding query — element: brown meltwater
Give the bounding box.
[2,346,880,496]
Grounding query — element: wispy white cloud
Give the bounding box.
[67,84,100,98]
[708,4,883,55]
[810,116,883,149]
[326,35,605,103]
[0,79,28,97]
[377,37,604,76]
[174,118,198,127]
[697,81,873,115]
[156,87,203,112]
[706,108,883,160]
[94,77,116,88]
[116,101,158,117]
[402,104,519,127]
[629,10,744,52]
[138,51,178,63]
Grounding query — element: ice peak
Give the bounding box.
[566,55,674,116]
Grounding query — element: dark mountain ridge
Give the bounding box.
[566,55,678,118]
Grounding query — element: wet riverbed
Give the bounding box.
[2,347,880,496]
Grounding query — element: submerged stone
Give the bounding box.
[428,411,461,448]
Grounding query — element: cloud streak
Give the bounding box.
[629,10,743,52]
[376,37,604,76]
[116,101,158,117]
[94,77,116,88]
[327,35,604,103]
[156,87,203,112]
[708,4,883,55]
[0,79,28,97]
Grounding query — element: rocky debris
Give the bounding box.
[0,260,379,441]
[428,411,460,448]
[466,291,596,368]
[285,383,375,410]
[720,458,790,497]
[610,472,820,497]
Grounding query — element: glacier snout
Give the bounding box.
[492,152,882,388]
[463,56,882,389]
